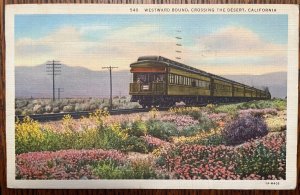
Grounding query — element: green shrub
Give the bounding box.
[45,105,52,113]
[92,159,157,179]
[127,120,147,137]
[92,160,125,179]
[89,104,98,111]
[127,159,157,179]
[15,109,22,115]
[169,107,202,120]
[214,104,239,114]
[125,136,149,153]
[146,120,178,141]
[63,105,74,112]
[33,104,45,114]
[195,134,224,146]
[41,128,65,151]
[21,109,33,116]
[15,100,28,108]
[180,125,202,137]
[237,99,286,111]
[180,117,216,137]
[74,103,82,112]
[73,128,98,149]
[52,107,60,113]
[272,99,286,111]
[94,124,128,151]
[235,143,286,178]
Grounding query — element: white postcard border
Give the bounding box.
[5,4,299,189]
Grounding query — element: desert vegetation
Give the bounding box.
[15,97,141,115]
[15,99,286,180]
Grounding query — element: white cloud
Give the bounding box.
[79,25,111,34]
[194,26,286,58]
[15,25,287,75]
[178,26,287,74]
[15,24,178,70]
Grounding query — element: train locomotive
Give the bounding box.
[129,56,271,108]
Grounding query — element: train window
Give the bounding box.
[169,74,175,84]
[203,81,209,88]
[135,73,147,83]
[199,80,203,87]
[176,75,179,84]
[191,80,196,87]
[179,76,183,85]
[154,74,164,82]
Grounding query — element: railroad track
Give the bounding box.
[15,107,169,122]
[15,101,239,122]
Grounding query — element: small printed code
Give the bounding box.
[266,182,280,185]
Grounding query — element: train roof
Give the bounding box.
[135,56,268,93]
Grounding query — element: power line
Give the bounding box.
[102,66,118,110]
[46,60,61,101]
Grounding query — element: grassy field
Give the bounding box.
[15,99,286,180]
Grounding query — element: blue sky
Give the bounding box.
[15,14,288,75]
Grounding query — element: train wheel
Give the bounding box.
[168,102,176,107]
[140,101,147,109]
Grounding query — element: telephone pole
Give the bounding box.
[57,88,64,100]
[102,66,118,110]
[46,60,61,101]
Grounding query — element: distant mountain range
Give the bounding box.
[15,64,287,99]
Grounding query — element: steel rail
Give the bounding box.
[14,101,251,122]
[15,108,169,122]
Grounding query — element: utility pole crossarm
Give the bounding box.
[102,66,118,69]
[46,60,61,101]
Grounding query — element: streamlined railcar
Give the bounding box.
[129,56,271,108]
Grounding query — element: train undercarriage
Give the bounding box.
[131,95,266,108]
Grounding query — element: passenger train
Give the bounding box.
[129,56,271,108]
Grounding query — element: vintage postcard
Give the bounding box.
[5,4,298,189]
